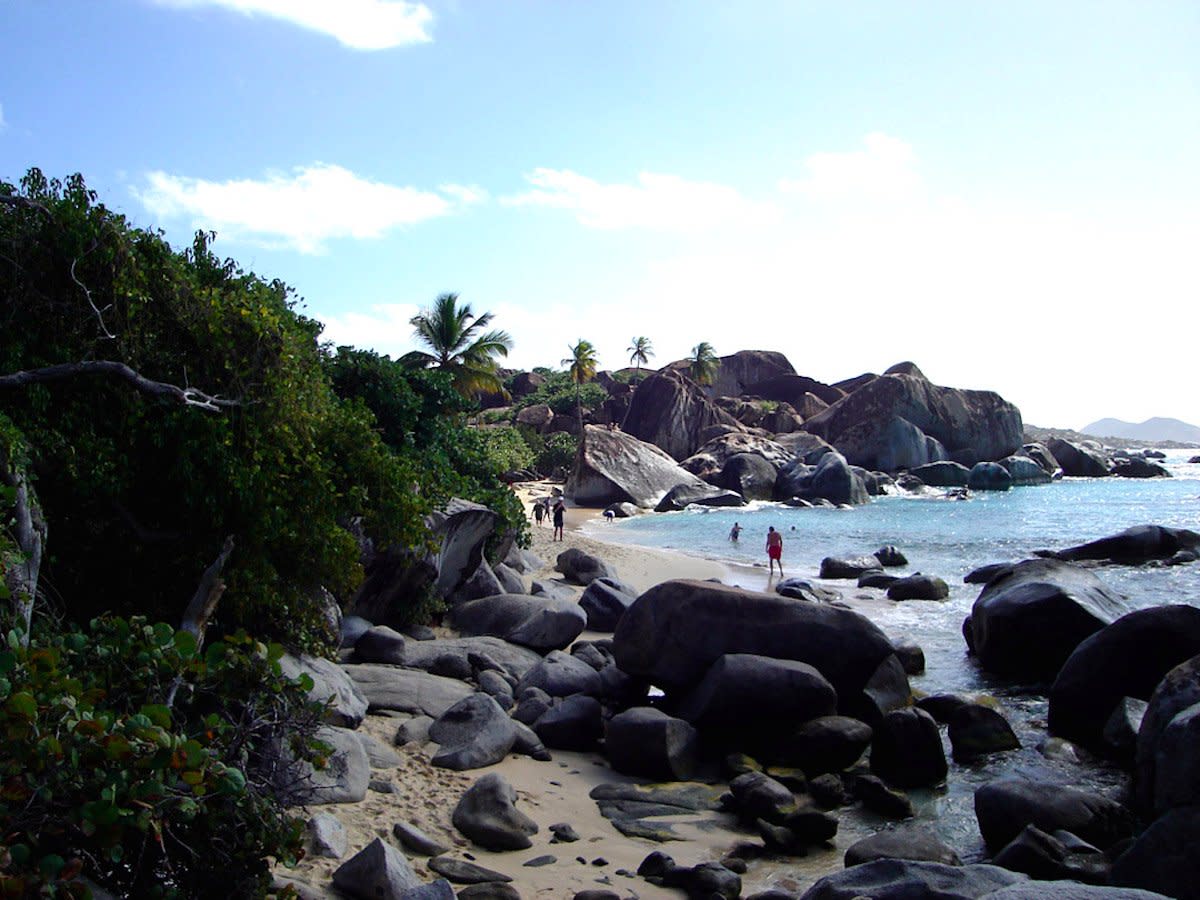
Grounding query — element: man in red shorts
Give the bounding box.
[766,526,784,576]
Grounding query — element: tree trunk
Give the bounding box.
[0,454,46,647]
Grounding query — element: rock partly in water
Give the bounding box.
[843,824,962,867]
[974,778,1135,852]
[967,559,1129,681]
[799,859,1024,900]
[869,708,948,789]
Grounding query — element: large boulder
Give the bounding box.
[911,461,971,487]
[681,432,797,480]
[1000,454,1053,486]
[430,499,499,600]
[566,425,711,508]
[700,349,797,400]
[1048,606,1200,753]
[806,451,870,506]
[516,650,602,698]
[280,653,368,729]
[1022,442,1062,476]
[349,547,438,630]
[844,825,962,867]
[654,482,745,511]
[343,665,474,717]
[579,577,637,632]
[611,580,902,714]
[886,574,950,601]
[451,594,586,653]
[716,453,779,501]
[555,548,615,585]
[1046,524,1200,566]
[452,773,539,851]
[974,778,1135,852]
[675,653,838,738]
[967,559,1129,681]
[781,716,873,775]
[1111,804,1200,900]
[804,372,1023,471]
[429,693,519,771]
[1046,439,1112,478]
[1113,457,1170,478]
[799,859,1025,900]
[622,369,744,460]
[604,707,700,780]
[293,726,370,805]
[533,694,603,750]
[354,631,541,681]
[331,837,422,899]
[1134,654,1200,816]
[968,461,1013,492]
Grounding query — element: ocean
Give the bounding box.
[580,449,1200,874]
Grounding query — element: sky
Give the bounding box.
[2,1,1198,429]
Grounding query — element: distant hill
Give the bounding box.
[1080,417,1200,445]
[1024,425,1200,450]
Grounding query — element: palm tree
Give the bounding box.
[627,336,654,379]
[562,339,598,431]
[401,292,513,398]
[688,341,719,388]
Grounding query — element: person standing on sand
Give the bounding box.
[729,522,742,542]
[766,526,783,576]
[533,501,545,527]
[552,499,565,541]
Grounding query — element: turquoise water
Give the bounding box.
[581,450,1200,871]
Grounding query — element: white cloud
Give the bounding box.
[779,132,923,206]
[0,103,6,131]
[318,302,421,354]
[134,163,466,253]
[152,0,433,50]
[503,168,778,232]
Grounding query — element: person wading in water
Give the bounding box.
[766,526,784,576]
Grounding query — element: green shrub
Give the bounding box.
[474,427,534,474]
[545,383,608,416]
[0,617,323,898]
[536,432,578,474]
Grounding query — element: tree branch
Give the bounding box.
[0,361,238,412]
[0,454,46,647]
[180,535,235,642]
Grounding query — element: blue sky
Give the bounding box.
[2,0,1198,428]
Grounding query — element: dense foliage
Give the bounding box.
[0,171,523,648]
[510,369,607,416]
[0,616,324,897]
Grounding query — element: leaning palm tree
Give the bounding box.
[562,339,599,430]
[401,292,513,398]
[688,341,719,387]
[627,336,654,378]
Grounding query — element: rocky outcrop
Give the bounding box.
[680,432,796,480]
[667,349,796,400]
[716,453,778,500]
[911,461,970,487]
[623,369,744,460]
[654,482,746,511]
[778,451,869,505]
[611,579,903,715]
[804,371,1023,471]
[966,559,1129,681]
[566,425,709,508]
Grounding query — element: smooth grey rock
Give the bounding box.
[775,578,843,603]
[968,461,1013,491]
[392,820,449,856]
[358,730,404,768]
[967,559,1129,681]
[820,556,885,579]
[578,578,637,632]
[427,856,512,884]
[1049,605,1200,754]
[778,715,873,775]
[307,812,349,859]
[844,825,961,867]
[344,665,474,718]
[974,778,1135,851]
[798,859,1024,900]
[280,653,369,728]
[870,708,947,789]
[989,824,1109,884]
[331,837,421,899]
[1050,524,1200,565]
[293,725,370,805]
[477,669,515,709]
[432,499,498,601]
[534,695,603,751]
[1000,454,1052,486]
[493,563,526,595]
[452,773,539,851]
[655,482,746,512]
[395,715,433,746]
[567,423,718,507]
[516,650,602,698]
[887,574,950,601]
[398,881,455,900]
[948,704,1021,762]
[911,461,972,487]
[604,707,699,781]
[611,579,900,713]
[554,548,616,586]
[429,692,518,770]
[452,594,587,653]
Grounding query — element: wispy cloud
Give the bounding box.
[134,163,475,253]
[0,103,7,132]
[503,168,777,232]
[152,0,433,50]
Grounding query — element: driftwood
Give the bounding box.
[166,536,235,708]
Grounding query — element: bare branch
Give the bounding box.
[0,361,239,412]
[69,254,116,340]
[180,535,235,642]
